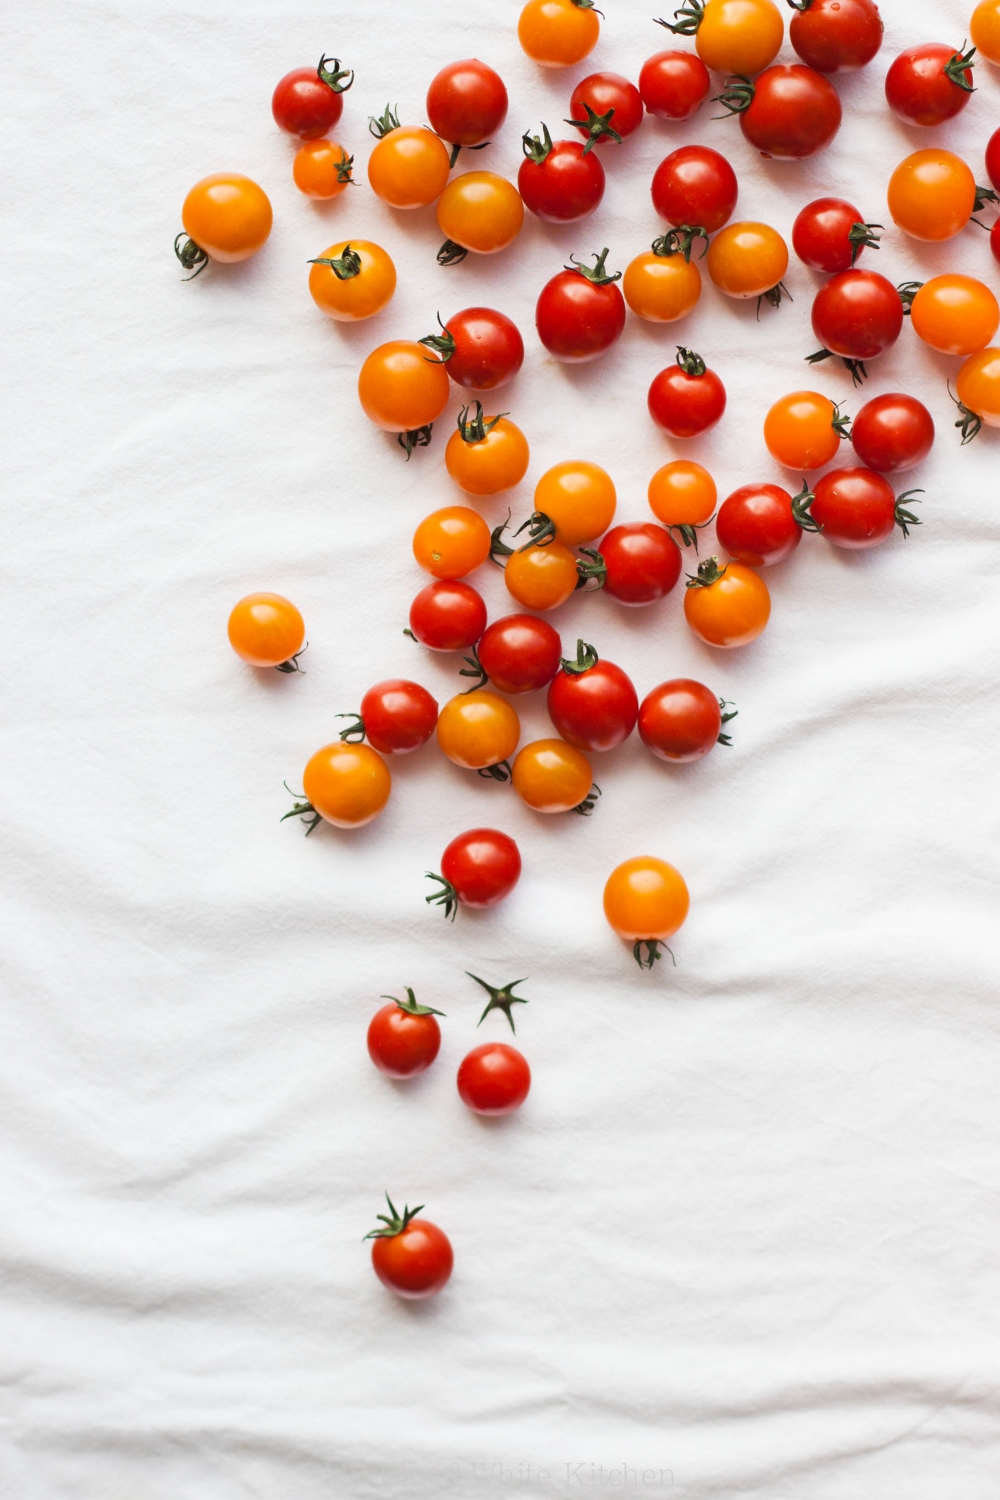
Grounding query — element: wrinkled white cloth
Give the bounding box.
[3,2,1000,1496]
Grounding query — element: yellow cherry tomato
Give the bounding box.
[763,391,845,470]
[293,139,354,199]
[437,172,525,259]
[308,240,396,322]
[436,691,521,770]
[227,592,305,669]
[691,0,784,73]
[445,404,530,496]
[533,461,616,546]
[603,855,690,968]
[512,739,594,813]
[518,0,600,66]
[504,541,581,611]
[301,742,391,828]
[971,0,1000,62]
[909,275,1000,357]
[707,221,788,300]
[357,341,450,435]
[956,347,1000,431]
[887,150,976,243]
[647,460,717,528]
[623,243,701,324]
[178,173,272,274]
[367,116,451,209]
[683,556,770,647]
[413,506,492,579]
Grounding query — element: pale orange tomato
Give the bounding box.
[367,117,451,209]
[692,0,783,74]
[956,347,1000,430]
[301,742,391,828]
[763,391,845,470]
[227,592,305,668]
[512,739,593,813]
[518,0,600,66]
[413,507,492,579]
[909,275,999,356]
[647,460,717,528]
[357,341,450,434]
[308,241,396,321]
[887,150,976,242]
[436,691,520,769]
[533,461,616,545]
[603,855,690,968]
[178,173,272,273]
[293,139,354,199]
[971,0,1000,62]
[707,222,788,300]
[445,406,530,495]
[504,542,580,611]
[622,244,701,323]
[437,173,524,258]
[683,557,771,647]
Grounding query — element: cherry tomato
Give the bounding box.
[623,239,701,324]
[715,481,817,567]
[177,174,272,276]
[909,275,999,357]
[367,112,452,210]
[792,198,881,273]
[357,680,438,755]
[436,692,520,770]
[413,507,492,581]
[536,249,626,363]
[849,393,934,472]
[308,241,396,322]
[426,59,508,150]
[518,0,600,66]
[533,461,617,545]
[789,0,883,71]
[408,581,487,652]
[811,466,921,548]
[358,342,450,444]
[272,57,353,139]
[648,348,726,439]
[367,989,443,1078]
[228,592,305,669]
[987,218,1000,268]
[972,1,1000,63]
[651,146,738,234]
[989,127,1000,193]
[477,615,562,694]
[512,738,594,813]
[810,270,903,377]
[639,51,711,121]
[430,828,522,912]
[569,73,643,146]
[683,557,771,648]
[598,524,682,605]
[638,679,729,762]
[437,172,525,261]
[445,405,530,496]
[657,0,783,75]
[300,742,391,829]
[764,390,847,470]
[458,1043,531,1115]
[518,127,605,223]
[547,641,638,752]
[293,139,354,199]
[706,222,788,301]
[955,348,1000,432]
[887,150,977,243]
[504,542,581,611]
[717,65,841,160]
[603,855,690,968]
[647,461,717,533]
[367,1197,453,1299]
[885,43,974,127]
[420,307,524,391]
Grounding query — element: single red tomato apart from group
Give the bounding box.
[367,989,444,1078]
[547,641,638,752]
[457,1042,531,1115]
[427,828,522,919]
[367,1197,453,1299]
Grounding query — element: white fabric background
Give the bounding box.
[3,2,1000,1495]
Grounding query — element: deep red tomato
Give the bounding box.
[988,127,1000,193]
[639,51,711,121]
[638,679,732,762]
[651,146,738,233]
[408,580,487,652]
[419,307,524,391]
[569,72,643,147]
[811,466,922,549]
[598,523,682,605]
[648,348,726,439]
[850,393,934,472]
[789,0,883,72]
[536,249,626,363]
[518,127,605,222]
[717,66,842,160]
[792,197,881,273]
[426,59,508,153]
[272,57,353,139]
[457,1042,531,1115]
[992,217,1000,269]
[547,641,638,752]
[349,679,438,755]
[715,482,818,567]
[427,828,522,917]
[810,270,904,382]
[476,615,562,694]
[367,988,443,1078]
[367,1197,453,1300]
[885,43,975,126]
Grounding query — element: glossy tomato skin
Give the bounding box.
[638,679,723,762]
[707,221,788,299]
[887,149,976,243]
[438,308,524,390]
[457,1043,531,1115]
[651,146,738,233]
[683,560,771,648]
[716,484,803,567]
[536,266,626,362]
[518,0,600,67]
[850,394,934,472]
[426,59,508,145]
[440,828,521,908]
[302,742,391,828]
[371,1218,453,1299]
[272,64,347,139]
[512,738,593,812]
[789,0,883,72]
[478,615,562,693]
[603,856,689,947]
[409,580,487,651]
[437,171,524,254]
[885,44,973,127]
[731,66,842,160]
[909,275,999,357]
[358,342,450,433]
[504,542,579,611]
[992,218,1000,269]
[436,692,520,769]
[648,360,726,439]
[518,139,605,222]
[599,524,682,605]
[413,507,492,581]
[360,680,438,755]
[367,1002,441,1078]
[570,73,643,141]
[547,653,638,751]
[988,127,1000,193]
[639,51,711,121]
[810,466,897,548]
[956,347,1000,427]
[228,592,305,668]
[793,197,869,273]
[764,391,843,470]
[812,270,903,361]
[181,175,272,263]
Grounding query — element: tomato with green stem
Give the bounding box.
[810,467,922,547]
[437,173,524,264]
[569,73,643,145]
[655,0,783,75]
[954,347,1000,439]
[413,507,492,580]
[716,481,819,567]
[764,390,849,470]
[598,524,682,605]
[175,174,272,277]
[908,275,999,357]
[502,539,582,612]
[293,139,354,199]
[408,580,487,652]
[367,989,444,1078]
[308,241,396,321]
[419,308,524,391]
[445,404,529,496]
[706,221,788,306]
[849,394,934,472]
[228,592,305,670]
[367,106,451,209]
[366,1196,453,1299]
[715,66,842,160]
[792,198,881,273]
[471,615,562,695]
[648,348,726,439]
[285,742,391,832]
[623,236,702,324]
[335,680,438,756]
[436,691,520,773]
[808,270,903,384]
[639,51,711,121]
[536,249,626,362]
[886,150,988,243]
[647,461,717,543]
[547,641,638,752]
[530,461,617,546]
[684,557,770,647]
[512,738,595,813]
[458,1044,531,1115]
[788,0,883,71]
[518,0,601,66]
[272,56,353,138]
[885,43,975,127]
[426,829,522,917]
[358,342,450,455]
[638,680,735,762]
[518,125,605,223]
[426,59,508,163]
[603,855,690,969]
[651,145,738,234]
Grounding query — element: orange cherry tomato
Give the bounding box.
[436,691,521,769]
[956,347,1000,431]
[623,244,701,324]
[603,855,690,968]
[413,506,492,579]
[533,461,617,545]
[971,0,1000,63]
[177,173,272,274]
[308,240,396,321]
[293,139,354,199]
[512,738,594,813]
[887,150,976,243]
[504,542,580,611]
[437,172,525,258]
[763,390,846,470]
[683,556,771,647]
[301,741,391,828]
[357,341,451,435]
[445,405,530,496]
[647,460,717,529]
[367,115,451,209]
[518,0,600,67]
[227,592,305,668]
[706,221,788,300]
[687,0,784,74]
[909,275,1000,357]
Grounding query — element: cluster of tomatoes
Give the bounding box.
[200,0,1000,1298]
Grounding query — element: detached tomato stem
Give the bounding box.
[466,972,530,1033]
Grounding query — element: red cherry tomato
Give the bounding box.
[367,989,443,1078]
[518,127,605,222]
[789,0,883,72]
[811,466,922,549]
[648,348,726,439]
[272,56,353,139]
[457,1042,531,1115]
[420,307,524,391]
[850,393,934,472]
[536,249,626,363]
[569,72,643,146]
[992,218,1000,269]
[598,523,682,605]
[651,146,738,233]
[408,580,487,652]
[987,127,1000,192]
[429,828,522,917]
[367,1198,453,1300]
[638,679,730,762]
[639,51,711,121]
[717,65,842,160]
[476,615,562,693]
[426,59,508,148]
[547,641,638,752]
[811,270,904,378]
[355,680,438,755]
[885,43,975,127]
[715,482,817,567]
[792,197,880,273]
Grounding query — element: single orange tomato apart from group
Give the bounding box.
[436,691,521,770]
[512,738,595,813]
[684,556,771,648]
[887,150,977,242]
[518,0,601,67]
[603,855,690,969]
[227,592,305,669]
[413,506,493,579]
[955,347,1000,434]
[293,139,354,199]
[357,341,451,444]
[300,741,391,828]
[971,0,1000,63]
[623,241,702,324]
[367,108,452,209]
[503,541,581,611]
[437,172,525,262]
[176,173,273,276]
[647,460,717,535]
[706,221,788,301]
[308,241,396,321]
[533,460,617,545]
[908,275,1000,357]
[764,391,848,470]
[445,403,530,496]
